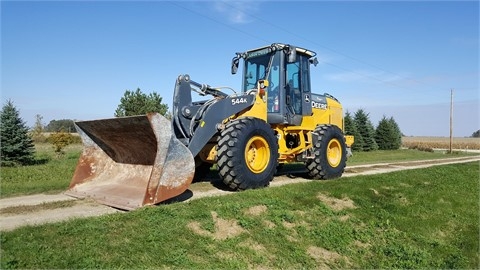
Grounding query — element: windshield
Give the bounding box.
[243,52,279,92]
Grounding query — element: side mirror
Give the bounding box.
[287,46,297,63]
[231,57,239,74]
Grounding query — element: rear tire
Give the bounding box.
[305,125,347,180]
[217,117,278,190]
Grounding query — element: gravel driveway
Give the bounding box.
[1,156,478,231]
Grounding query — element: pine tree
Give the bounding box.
[0,100,35,166]
[375,116,396,150]
[354,109,378,151]
[344,111,363,151]
[388,117,402,149]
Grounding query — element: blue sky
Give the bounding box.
[1,1,478,137]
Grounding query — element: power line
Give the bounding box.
[218,0,429,89]
[167,1,272,45]
[169,1,460,93]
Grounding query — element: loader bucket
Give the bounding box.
[65,113,195,210]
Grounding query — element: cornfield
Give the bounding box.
[402,136,480,150]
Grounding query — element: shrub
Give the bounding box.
[48,131,76,156]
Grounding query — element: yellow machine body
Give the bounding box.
[66,43,353,210]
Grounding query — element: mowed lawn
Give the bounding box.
[1,142,476,198]
[0,144,81,197]
[1,162,478,269]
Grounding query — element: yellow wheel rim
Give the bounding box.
[245,136,270,173]
[327,138,342,167]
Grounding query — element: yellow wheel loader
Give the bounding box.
[66,43,354,210]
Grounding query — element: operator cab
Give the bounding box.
[231,43,318,126]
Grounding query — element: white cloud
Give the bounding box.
[212,1,260,24]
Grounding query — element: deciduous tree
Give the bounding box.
[45,119,76,133]
[31,114,47,143]
[114,88,169,117]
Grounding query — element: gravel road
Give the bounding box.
[1,155,478,231]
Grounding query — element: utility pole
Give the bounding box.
[449,88,453,154]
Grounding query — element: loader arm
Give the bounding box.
[171,74,256,157]
[66,74,259,210]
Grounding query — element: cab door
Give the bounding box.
[285,54,312,125]
[299,54,312,117]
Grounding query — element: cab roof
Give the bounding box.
[245,43,317,58]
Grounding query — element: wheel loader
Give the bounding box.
[66,43,354,210]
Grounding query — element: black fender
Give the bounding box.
[187,94,255,157]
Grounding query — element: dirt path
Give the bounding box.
[1,156,478,231]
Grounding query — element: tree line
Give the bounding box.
[0,89,168,166]
[33,88,170,133]
[2,89,478,166]
[344,109,402,152]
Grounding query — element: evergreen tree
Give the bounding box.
[472,130,480,138]
[344,111,363,151]
[354,109,378,151]
[0,100,35,166]
[388,116,402,149]
[115,88,169,117]
[375,116,398,150]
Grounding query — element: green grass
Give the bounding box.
[0,144,81,197]
[1,162,478,269]
[1,145,475,198]
[346,148,475,165]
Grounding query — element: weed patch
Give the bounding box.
[187,211,245,240]
[317,193,357,212]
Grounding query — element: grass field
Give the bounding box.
[346,148,475,165]
[1,162,478,269]
[1,144,81,197]
[1,142,477,198]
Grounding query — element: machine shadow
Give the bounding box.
[160,163,313,205]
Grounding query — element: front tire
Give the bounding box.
[306,125,347,180]
[217,117,279,190]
